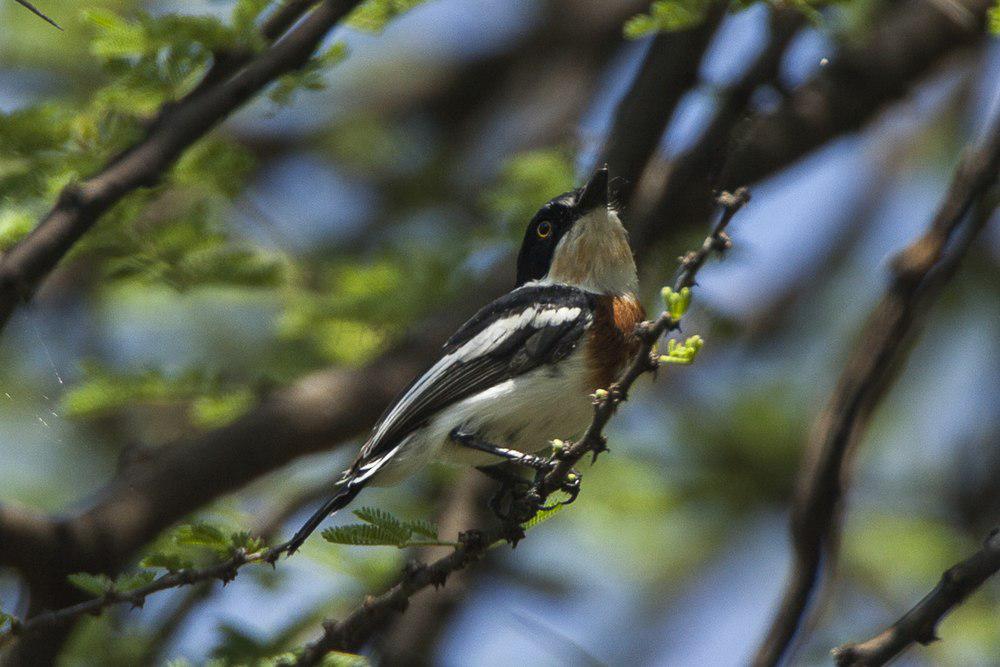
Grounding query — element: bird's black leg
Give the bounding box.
[454,429,583,511]
[450,429,553,471]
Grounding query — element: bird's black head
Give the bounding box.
[515,167,609,287]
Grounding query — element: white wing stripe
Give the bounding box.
[367,304,589,446]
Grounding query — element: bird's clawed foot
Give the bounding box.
[536,467,582,510]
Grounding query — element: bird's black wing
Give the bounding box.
[350,284,597,480]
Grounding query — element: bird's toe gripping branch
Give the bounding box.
[457,428,583,531]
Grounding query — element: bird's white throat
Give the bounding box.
[544,207,638,295]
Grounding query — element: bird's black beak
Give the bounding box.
[576,166,608,213]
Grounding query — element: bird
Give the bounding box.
[280,166,645,556]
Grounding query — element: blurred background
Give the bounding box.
[0,0,997,665]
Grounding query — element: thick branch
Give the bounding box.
[751,118,1000,667]
[0,0,363,333]
[0,505,66,573]
[833,528,1000,667]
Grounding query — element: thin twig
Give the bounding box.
[0,546,275,645]
[285,190,751,666]
[751,117,1000,667]
[11,0,61,30]
[832,528,1000,667]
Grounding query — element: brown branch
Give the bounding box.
[751,118,1000,667]
[0,0,363,334]
[0,505,66,573]
[376,472,494,663]
[0,545,276,647]
[285,191,751,666]
[0,479,382,646]
[832,528,1000,667]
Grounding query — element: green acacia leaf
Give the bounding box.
[67,572,115,596]
[352,507,411,540]
[624,0,709,39]
[115,571,157,592]
[229,531,266,553]
[139,552,194,572]
[347,0,427,33]
[405,518,438,539]
[322,523,406,546]
[322,651,371,666]
[175,523,230,552]
[522,492,572,531]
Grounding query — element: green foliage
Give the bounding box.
[77,7,264,134]
[321,652,371,667]
[989,0,1000,34]
[485,149,576,234]
[258,651,369,666]
[61,363,256,428]
[232,0,273,38]
[67,570,155,597]
[0,208,33,251]
[521,491,572,531]
[659,335,704,365]
[661,286,693,320]
[322,507,444,548]
[347,0,428,33]
[138,552,194,573]
[843,514,972,598]
[278,254,457,366]
[175,522,230,552]
[137,523,265,575]
[624,0,833,38]
[190,390,256,429]
[270,41,348,105]
[82,7,263,64]
[624,0,711,38]
[0,602,16,632]
[0,104,81,198]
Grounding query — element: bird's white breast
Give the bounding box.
[367,346,594,485]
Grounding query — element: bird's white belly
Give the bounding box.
[368,350,594,485]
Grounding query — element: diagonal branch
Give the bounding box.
[0,0,362,335]
[0,545,270,646]
[751,117,1000,667]
[832,528,1000,667]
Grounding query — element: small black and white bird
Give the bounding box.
[282,167,644,554]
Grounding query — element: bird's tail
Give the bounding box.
[282,479,365,557]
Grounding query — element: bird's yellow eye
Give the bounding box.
[537,221,552,239]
